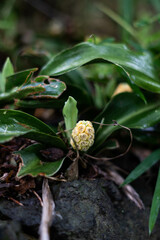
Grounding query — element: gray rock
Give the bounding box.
[0,179,160,240]
[0,196,41,236]
[52,179,122,240]
[0,220,35,240]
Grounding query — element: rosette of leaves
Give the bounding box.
[1,40,160,234]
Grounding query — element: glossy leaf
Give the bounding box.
[16,144,65,178]
[0,58,14,93]
[91,93,160,151]
[122,149,160,186]
[27,77,66,99]
[40,42,160,93]
[5,68,38,92]
[63,96,78,139]
[0,76,66,104]
[0,109,66,150]
[149,167,160,234]
[0,85,45,103]
[15,83,92,109]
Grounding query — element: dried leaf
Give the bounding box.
[107,170,144,209]
[65,158,79,181]
[14,177,35,194]
[92,164,144,209]
[39,179,55,240]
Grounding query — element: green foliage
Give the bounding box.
[16,144,65,178]
[0,57,14,92]
[1,1,160,233]
[149,167,160,234]
[122,149,160,186]
[62,96,78,140]
[0,109,66,150]
[41,42,159,96]
[118,0,134,40]
[97,3,138,41]
[91,93,160,152]
[0,62,66,106]
[122,148,160,234]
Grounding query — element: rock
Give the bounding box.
[0,196,41,236]
[52,179,122,240]
[0,220,35,240]
[0,179,160,240]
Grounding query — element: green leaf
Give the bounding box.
[40,42,160,94]
[0,109,66,150]
[15,98,66,109]
[91,93,160,152]
[122,149,160,186]
[62,96,78,139]
[149,167,160,234]
[15,83,92,109]
[16,144,65,178]
[0,85,45,103]
[0,75,66,104]
[27,77,66,99]
[5,68,38,92]
[0,58,14,93]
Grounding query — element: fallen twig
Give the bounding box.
[8,197,24,206]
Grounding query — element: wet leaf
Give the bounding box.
[41,42,160,93]
[16,144,65,178]
[0,85,45,103]
[0,109,66,150]
[0,73,66,104]
[6,68,38,92]
[27,77,66,99]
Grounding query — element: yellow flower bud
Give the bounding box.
[70,120,95,151]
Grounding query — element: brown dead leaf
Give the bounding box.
[65,158,79,181]
[14,177,35,194]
